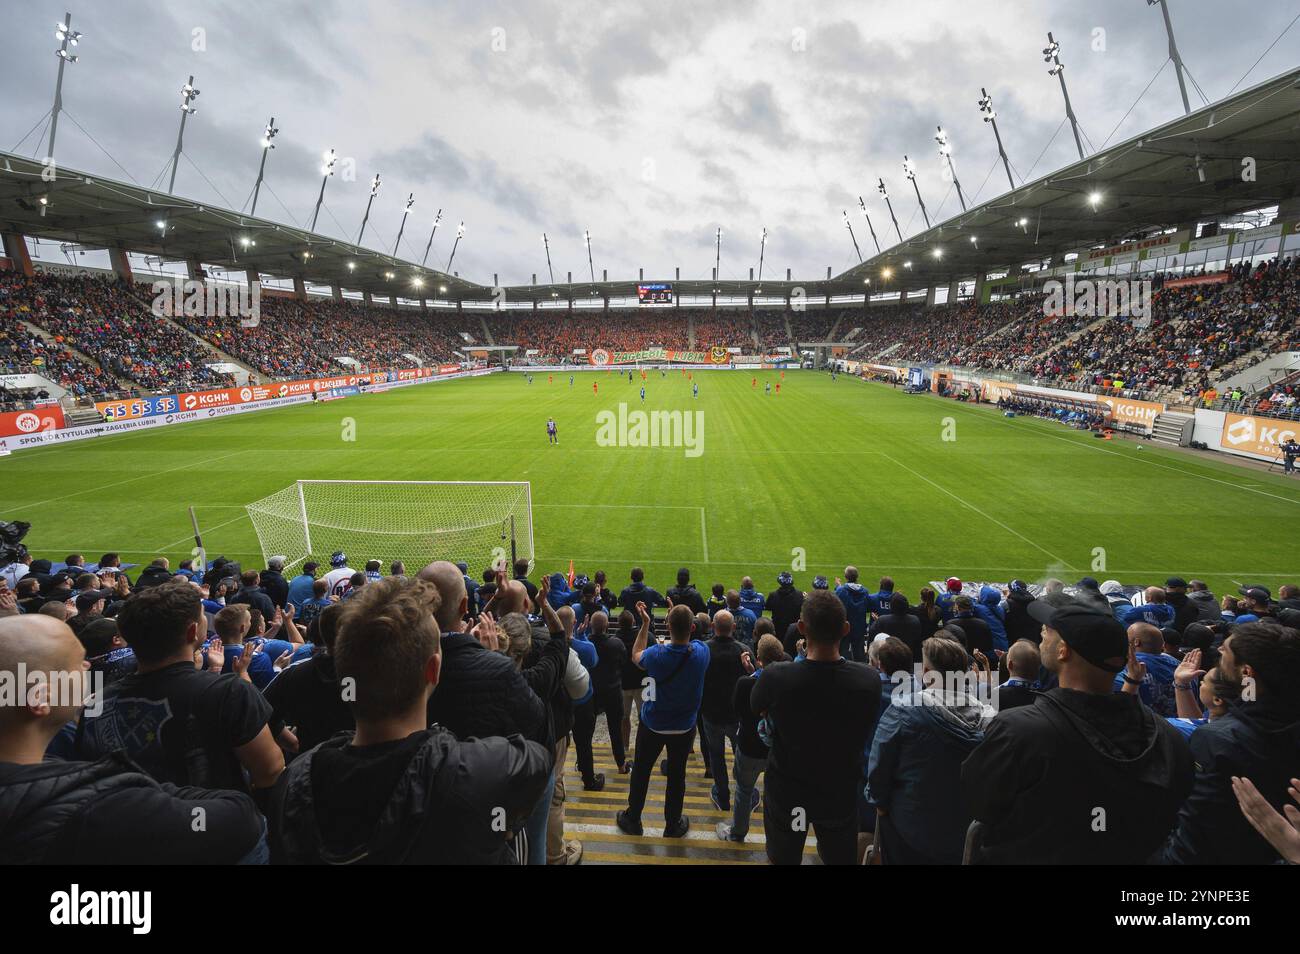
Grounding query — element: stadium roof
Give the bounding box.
[2,68,1299,305]
[838,67,1300,296]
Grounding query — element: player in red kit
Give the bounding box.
[593,380,598,395]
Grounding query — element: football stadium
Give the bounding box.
[1,0,1299,901]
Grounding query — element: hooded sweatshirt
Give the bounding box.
[974,585,1009,651]
[866,685,995,863]
[738,585,765,621]
[835,582,872,645]
[270,727,551,865]
[962,687,1193,864]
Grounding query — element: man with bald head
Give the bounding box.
[700,608,750,813]
[419,561,548,749]
[1113,621,1180,716]
[0,615,265,863]
[997,639,1041,711]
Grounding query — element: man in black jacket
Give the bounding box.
[1157,621,1300,864]
[227,569,277,621]
[259,557,290,609]
[619,566,668,615]
[666,567,706,615]
[764,573,804,638]
[1002,580,1040,645]
[962,600,1193,864]
[700,610,748,812]
[869,592,923,661]
[0,614,265,864]
[752,590,881,865]
[263,603,354,754]
[948,597,994,659]
[419,562,548,747]
[996,640,1040,711]
[269,577,552,864]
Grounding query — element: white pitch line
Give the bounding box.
[535,504,703,510]
[933,390,1300,507]
[11,450,249,509]
[153,511,251,553]
[699,506,709,563]
[881,453,1078,572]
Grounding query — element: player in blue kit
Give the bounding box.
[546,417,558,445]
[693,382,698,399]
[640,386,646,403]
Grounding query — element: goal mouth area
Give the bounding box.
[243,480,533,575]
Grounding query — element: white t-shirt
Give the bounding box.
[322,566,355,597]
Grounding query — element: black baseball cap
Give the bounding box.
[1238,585,1271,602]
[1028,599,1128,673]
[1165,577,1188,589]
[75,589,112,613]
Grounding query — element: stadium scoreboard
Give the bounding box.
[637,282,673,305]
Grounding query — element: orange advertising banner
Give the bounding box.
[1220,412,1299,460]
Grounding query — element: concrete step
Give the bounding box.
[561,740,821,865]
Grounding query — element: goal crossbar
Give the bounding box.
[244,480,533,575]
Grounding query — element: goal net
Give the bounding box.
[244,480,533,575]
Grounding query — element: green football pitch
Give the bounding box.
[4,369,1298,596]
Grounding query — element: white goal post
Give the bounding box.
[244,480,533,575]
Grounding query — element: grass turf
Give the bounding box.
[4,369,1298,597]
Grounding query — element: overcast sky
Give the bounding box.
[3,0,1298,285]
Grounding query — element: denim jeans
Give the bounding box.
[524,762,556,865]
[237,817,270,864]
[702,717,739,805]
[730,749,767,840]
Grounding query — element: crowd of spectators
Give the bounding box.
[5,258,1296,412]
[1027,259,1297,400]
[2,542,1296,867]
[1,272,227,397]
[175,296,474,380]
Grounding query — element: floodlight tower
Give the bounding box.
[1147,0,1192,114]
[47,14,83,162]
[902,156,931,229]
[934,126,967,212]
[421,209,442,267]
[393,192,414,255]
[878,178,904,244]
[584,229,595,283]
[843,212,863,262]
[249,117,278,216]
[542,232,555,283]
[715,226,722,281]
[757,228,768,280]
[978,88,1016,191]
[1043,32,1085,160]
[309,149,336,232]
[166,77,201,193]
[356,174,381,244]
[446,222,465,271]
[857,196,881,254]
